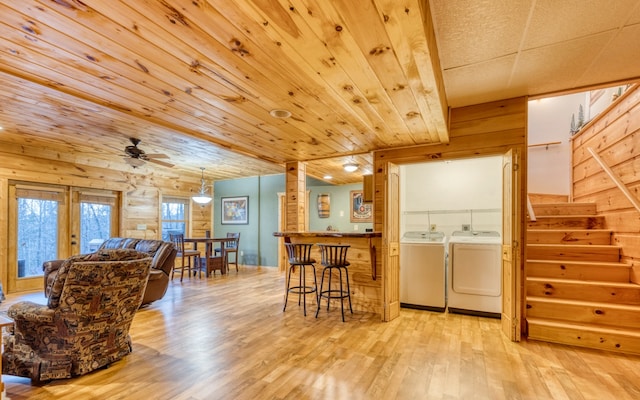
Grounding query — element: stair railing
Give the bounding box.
[587,147,640,213]
[527,194,536,222]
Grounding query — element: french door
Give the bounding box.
[7,183,119,293]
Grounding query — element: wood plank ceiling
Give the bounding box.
[0,1,638,184]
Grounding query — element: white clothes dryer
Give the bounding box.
[447,231,502,318]
[400,231,447,312]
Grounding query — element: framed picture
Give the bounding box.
[221,196,249,224]
[350,190,372,223]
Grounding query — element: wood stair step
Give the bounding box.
[526,297,640,329]
[527,317,640,354]
[526,277,640,304]
[526,259,631,282]
[527,229,612,245]
[527,215,605,229]
[528,194,568,204]
[531,202,597,216]
[527,244,620,262]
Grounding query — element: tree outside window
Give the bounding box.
[162,198,189,240]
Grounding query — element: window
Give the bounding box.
[162,197,189,240]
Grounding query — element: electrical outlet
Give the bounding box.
[430,224,437,232]
[354,224,359,231]
[462,224,471,231]
[240,251,244,256]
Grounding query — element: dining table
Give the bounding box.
[184,237,238,276]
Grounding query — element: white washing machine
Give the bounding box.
[400,231,447,312]
[447,231,502,318]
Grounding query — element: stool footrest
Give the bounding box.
[319,289,350,299]
[288,286,317,295]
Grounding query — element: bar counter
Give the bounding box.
[274,231,382,316]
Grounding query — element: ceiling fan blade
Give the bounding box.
[147,158,174,168]
[143,153,170,159]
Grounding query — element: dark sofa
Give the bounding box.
[43,238,176,305]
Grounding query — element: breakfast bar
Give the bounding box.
[273,231,382,316]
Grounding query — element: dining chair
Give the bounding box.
[215,232,240,271]
[169,233,201,281]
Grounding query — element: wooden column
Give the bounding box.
[285,161,307,232]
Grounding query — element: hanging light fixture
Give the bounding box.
[192,167,212,204]
[343,160,359,172]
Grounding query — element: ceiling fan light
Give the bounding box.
[343,162,358,172]
[126,157,145,168]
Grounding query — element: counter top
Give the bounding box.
[274,231,381,281]
[273,231,381,238]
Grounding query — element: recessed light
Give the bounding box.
[323,175,332,180]
[269,109,292,119]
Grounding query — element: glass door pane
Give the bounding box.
[9,184,67,292]
[72,189,119,255]
[80,202,112,253]
[16,198,59,277]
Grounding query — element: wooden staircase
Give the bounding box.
[526,198,640,354]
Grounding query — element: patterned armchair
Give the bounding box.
[3,249,152,381]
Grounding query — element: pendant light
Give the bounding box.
[343,159,359,172]
[192,167,212,204]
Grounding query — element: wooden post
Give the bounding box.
[285,161,307,232]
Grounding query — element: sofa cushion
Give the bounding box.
[134,240,162,254]
[99,238,139,250]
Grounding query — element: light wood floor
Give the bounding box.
[2,266,640,400]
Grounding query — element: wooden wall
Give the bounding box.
[571,84,640,280]
[0,148,212,291]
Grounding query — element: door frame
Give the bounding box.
[378,149,524,339]
[7,183,121,293]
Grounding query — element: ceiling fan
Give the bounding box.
[123,137,174,168]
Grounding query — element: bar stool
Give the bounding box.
[283,243,318,316]
[315,243,353,322]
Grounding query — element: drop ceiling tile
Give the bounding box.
[430,0,531,69]
[524,0,639,49]
[443,54,520,107]
[578,24,640,86]
[629,3,640,24]
[512,32,614,95]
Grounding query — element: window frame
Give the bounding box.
[161,196,190,241]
